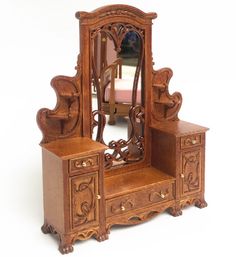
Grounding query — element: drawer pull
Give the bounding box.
[111,199,134,214]
[96,194,101,200]
[160,192,166,199]
[180,173,185,178]
[81,161,87,167]
[121,206,125,211]
[75,158,94,168]
[192,139,197,145]
[149,190,169,202]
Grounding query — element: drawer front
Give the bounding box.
[180,134,202,149]
[106,182,175,217]
[70,154,99,174]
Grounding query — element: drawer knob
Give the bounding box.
[160,192,166,199]
[192,139,197,145]
[120,206,125,211]
[81,161,87,167]
[96,194,101,200]
[180,173,185,178]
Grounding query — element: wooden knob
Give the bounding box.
[96,194,101,200]
[120,206,125,211]
[192,139,197,145]
[180,173,185,178]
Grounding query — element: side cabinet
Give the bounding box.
[151,121,208,216]
[178,132,208,211]
[179,134,204,197]
[40,138,107,254]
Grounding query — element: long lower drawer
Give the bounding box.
[106,181,175,217]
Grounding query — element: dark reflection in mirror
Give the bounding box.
[91,24,144,169]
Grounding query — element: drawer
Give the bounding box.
[106,182,175,217]
[70,154,99,174]
[180,134,202,149]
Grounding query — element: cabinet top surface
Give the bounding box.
[41,137,107,160]
[150,120,209,136]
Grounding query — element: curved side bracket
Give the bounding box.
[37,55,82,144]
[151,68,182,121]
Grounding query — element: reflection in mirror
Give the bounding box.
[91,24,144,169]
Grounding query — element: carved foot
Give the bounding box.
[95,233,109,242]
[59,235,74,254]
[168,207,183,217]
[59,244,74,254]
[41,223,51,234]
[195,199,208,209]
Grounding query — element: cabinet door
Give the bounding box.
[70,172,98,229]
[180,148,202,196]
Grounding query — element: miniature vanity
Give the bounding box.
[37,5,208,254]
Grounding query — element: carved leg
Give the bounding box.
[59,234,74,254]
[168,206,183,217]
[95,227,109,242]
[95,232,109,242]
[41,223,51,234]
[195,198,208,209]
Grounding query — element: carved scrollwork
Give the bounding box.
[91,23,144,52]
[37,55,82,144]
[76,5,157,22]
[92,110,106,144]
[98,10,136,19]
[181,150,201,194]
[72,176,96,227]
[151,68,182,121]
[103,105,145,169]
[180,197,207,209]
[73,228,98,241]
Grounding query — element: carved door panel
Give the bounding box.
[180,148,202,196]
[70,172,99,229]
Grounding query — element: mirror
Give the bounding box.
[91,24,145,169]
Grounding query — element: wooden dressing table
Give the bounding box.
[37,5,208,254]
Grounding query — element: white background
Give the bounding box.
[1,0,236,256]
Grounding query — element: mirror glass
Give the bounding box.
[91,25,144,169]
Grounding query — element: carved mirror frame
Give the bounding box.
[37,5,182,172]
[77,5,157,171]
